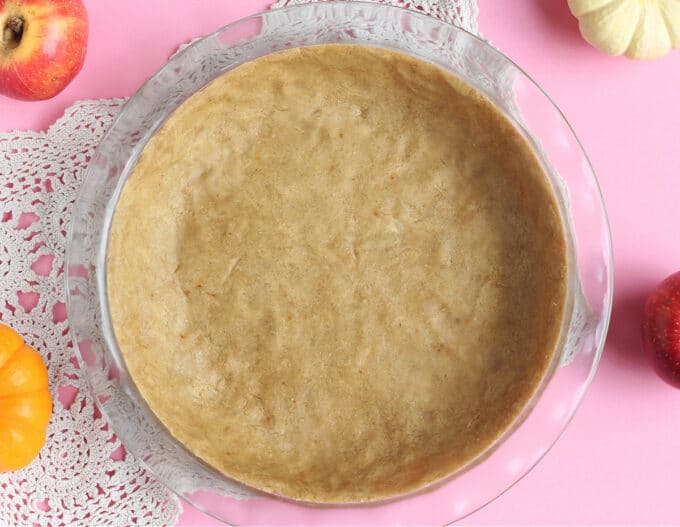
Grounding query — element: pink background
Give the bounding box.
[2,1,680,525]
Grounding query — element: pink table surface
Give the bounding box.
[2,1,680,525]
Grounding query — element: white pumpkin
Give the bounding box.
[568,0,680,59]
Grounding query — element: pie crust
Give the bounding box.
[107,45,567,503]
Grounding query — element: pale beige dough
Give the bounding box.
[108,44,567,503]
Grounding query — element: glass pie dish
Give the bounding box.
[66,2,613,524]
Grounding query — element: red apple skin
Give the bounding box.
[0,0,88,100]
[642,271,680,389]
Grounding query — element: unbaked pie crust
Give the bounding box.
[107,44,567,503]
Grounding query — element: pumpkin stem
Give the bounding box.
[2,15,25,51]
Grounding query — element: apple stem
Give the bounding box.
[2,15,24,51]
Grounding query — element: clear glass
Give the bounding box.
[66,2,613,524]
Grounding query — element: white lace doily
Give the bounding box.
[0,2,480,526]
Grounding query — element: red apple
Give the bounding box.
[642,271,680,389]
[0,0,88,100]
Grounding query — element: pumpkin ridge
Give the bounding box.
[0,347,16,371]
[572,0,620,17]
[0,345,49,397]
[0,387,53,400]
[0,392,51,449]
[0,406,51,429]
[0,410,49,429]
[0,326,23,370]
[626,3,648,57]
[0,418,49,471]
[661,0,680,47]
[658,3,676,47]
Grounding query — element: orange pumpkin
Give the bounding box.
[0,323,52,471]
